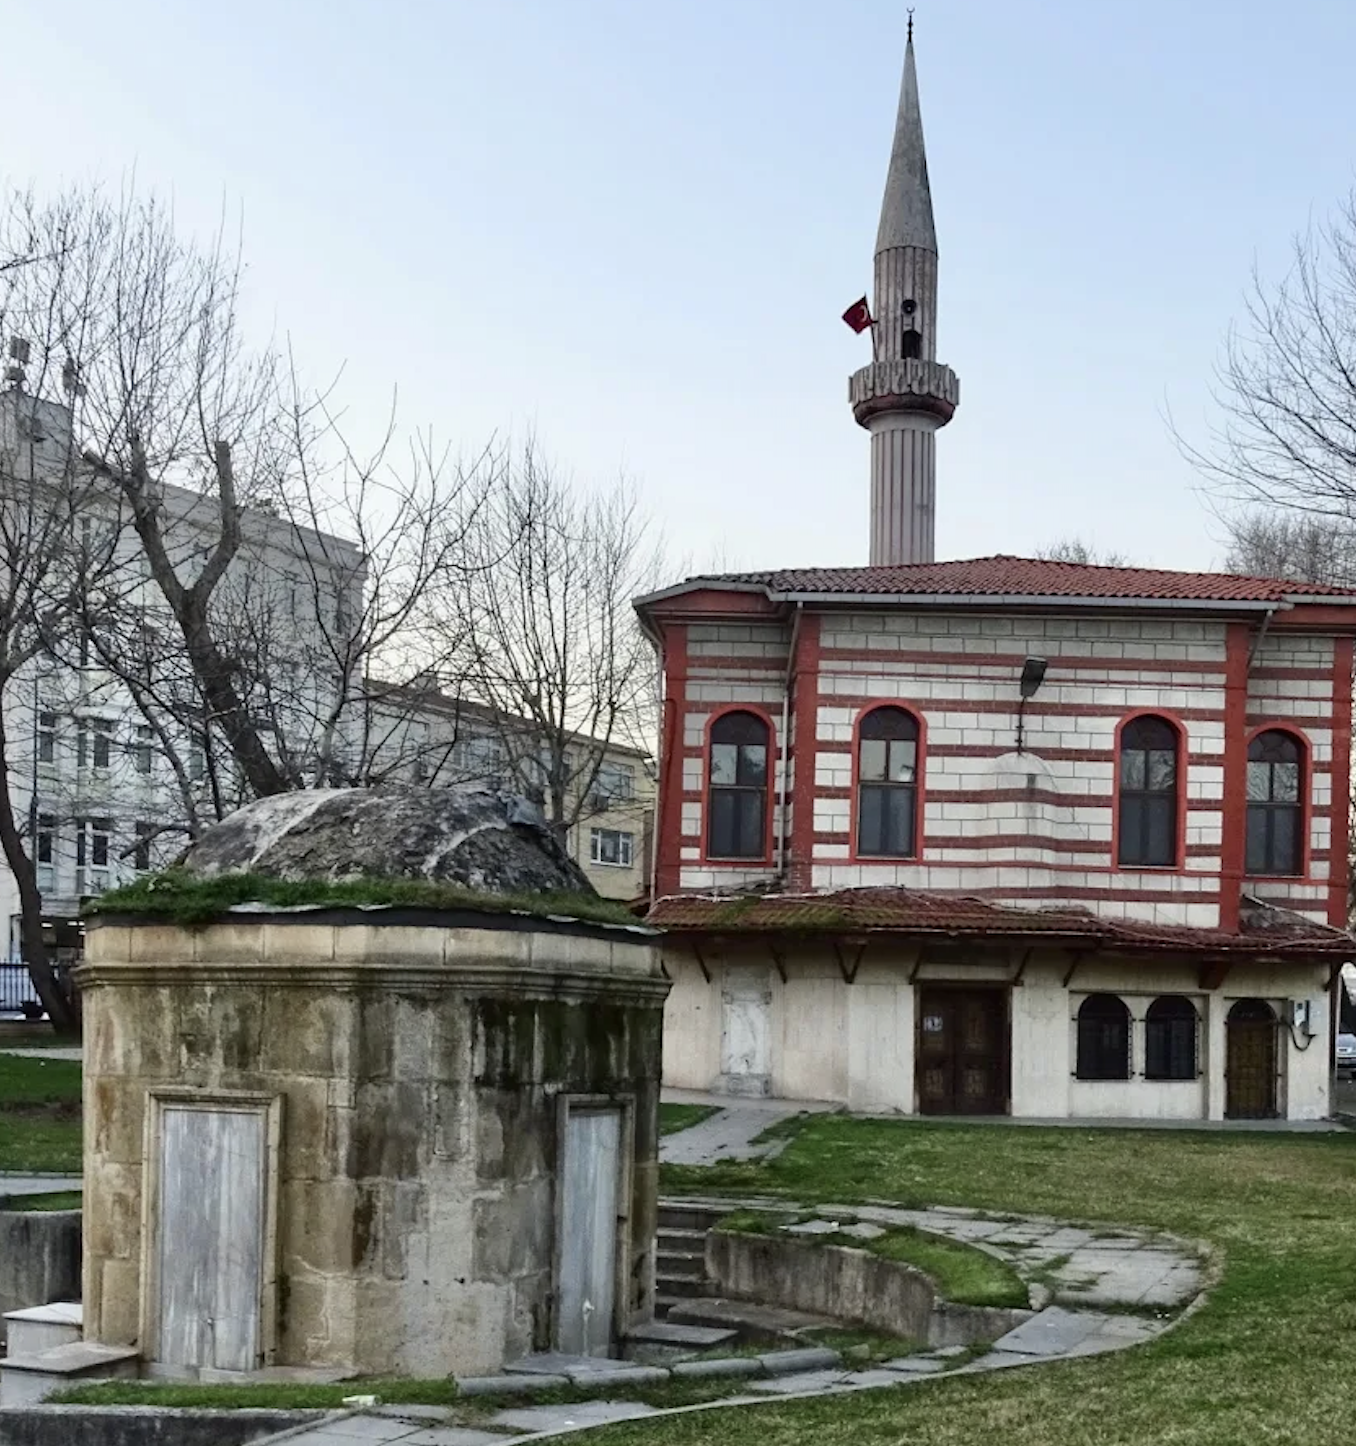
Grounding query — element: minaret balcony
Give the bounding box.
[850,358,959,427]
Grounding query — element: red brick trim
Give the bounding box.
[1329,639,1353,926]
[1110,709,1189,872]
[655,625,688,896]
[700,703,779,867]
[787,615,821,890]
[817,647,1227,674]
[1219,623,1251,931]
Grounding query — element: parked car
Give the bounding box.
[1336,1032,1356,1080]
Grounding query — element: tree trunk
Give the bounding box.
[0,714,77,1033]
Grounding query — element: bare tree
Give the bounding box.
[0,192,121,1027]
[1180,189,1356,519]
[1221,509,1356,585]
[433,440,662,834]
[9,185,479,818]
[1034,538,1132,566]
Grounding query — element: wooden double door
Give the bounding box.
[916,987,1010,1115]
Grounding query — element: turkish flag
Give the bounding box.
[841,296,873,333]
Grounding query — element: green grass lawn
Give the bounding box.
[581,1114,1356,1446]
[659,1102,720,1136]
[0,1051,82,1173]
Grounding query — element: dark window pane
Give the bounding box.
[1246,761,1270,802]
[1145,996,1198,1080]
[739,744,767,787]
[887,739,917,782]
[1144,795,1175,866]
[1245,804,1269,874]
[860,739,887,782]
[710,743,737,787]
[883,788,915,855]
[858,786,883,854]
[1147,749,1176,790]
[861,707,918,742]
[1123,716,1177,751]
[708,789,735,856]
[735,790,764,856]
[1121,750,1146,791]
[1076,994,1130,1080]
[1273,761,1300,803]
[1271,807,1298,873]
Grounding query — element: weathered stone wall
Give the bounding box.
[79,912,666,1377]
[706,1229,936,1342]
[0,1207,80,1349]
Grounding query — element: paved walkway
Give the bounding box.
[263,1188,1206,1446]
[0,1045,81,1060]
[659,1088,837,1166]
[0,1173,82,1197]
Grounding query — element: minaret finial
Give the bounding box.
[907,8,913,42]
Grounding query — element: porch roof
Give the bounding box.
[646,887,1355,960]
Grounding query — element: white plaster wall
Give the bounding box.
[658,945,1332,1122]
[660,954,723,1090]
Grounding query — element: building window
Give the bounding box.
[593,761,635,806]
[1246,730,1303,876]
[37,712,57,764]
[133,725,154,775]
[1145,995,1198,1080]
[590,827,634,867]
[36,813,54,865]
[133,822,154,872]
[1117,715,1179,867]
[707,711,769,859]
[1076,994,1130,1080]
[77,818,110,869]
[857,706,920,858]
[84,722,112,769]
[189,742,207,782]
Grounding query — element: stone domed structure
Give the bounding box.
[180,784,593,896]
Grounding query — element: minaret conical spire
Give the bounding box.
[847,15,960,567]
[875,19,937,256]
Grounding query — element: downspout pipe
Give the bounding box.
[777,602,804,882]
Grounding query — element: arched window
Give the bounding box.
[1076,994,1130,1080]
[1246,730,1303,876]
[1118,715,1179,867]
[856,707,920,858]
[1145,996,1198,1081]
[707,711,769,859]
[900,329,922,360]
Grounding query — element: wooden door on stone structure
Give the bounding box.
[557,1105,622,1357]
[155,1103,267,1372]
[915,987,1009,1115]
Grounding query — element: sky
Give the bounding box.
[4,0,1356,580]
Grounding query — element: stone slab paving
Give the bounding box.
[265,1192,1207,1446]
[658,1089,836,1166]
[0,1172,82,1197]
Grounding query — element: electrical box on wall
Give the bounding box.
[1288,999,1315,1037]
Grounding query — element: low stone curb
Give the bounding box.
[0,1405,329,1446]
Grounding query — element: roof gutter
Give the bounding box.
[773,591,1294,613]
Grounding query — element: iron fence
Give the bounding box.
[0,962,52,1017]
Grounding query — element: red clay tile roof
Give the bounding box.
[646,887,1353,956]
[686,556,1356,605]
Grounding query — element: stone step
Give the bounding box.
[2,1301,82,1358]
[667,1296,837,1346]
[657,1202,729,1233]
[653,1292,685,1320]
[654,1272,708,1300]
[625,1320,738,1351]
[656,1226,708,1251]
[656,1248,705,1279]
[0,1342,139,1407]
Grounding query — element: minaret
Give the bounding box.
[849,17,959,566]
